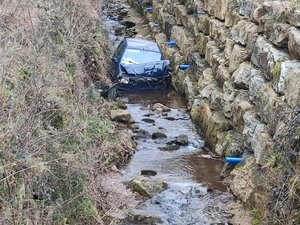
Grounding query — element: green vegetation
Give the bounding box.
[0,0,134,224]
[273,60,282,81]
[251,208,263,225]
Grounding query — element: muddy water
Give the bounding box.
[100,1,252,225]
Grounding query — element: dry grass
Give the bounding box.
[0,0,134,224]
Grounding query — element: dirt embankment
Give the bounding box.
[0,0,134,224]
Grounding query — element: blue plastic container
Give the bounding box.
[167,41,176,46]
[145,7,153,12]
[179,65,189,70]
[195,101,201,107]
[225,157,243,163]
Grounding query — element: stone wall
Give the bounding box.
[129,0,300,222]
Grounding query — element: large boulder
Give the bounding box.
[243,110,274,165]
[153,103,170,112]
[191,100,232,152]
[158,8,176,38]
[129,176,168,198]
[251,123,275,165]
[188,15,199,38]
[110,109,134,124]
[223,81,236,119]
[284,65,300,108]
[273,60,300,96]
[209,19,229,47]
[251,36,290,80]
[205,41,221,67]
[174,5,188,27]
[256,83,286,131]
[232,62,260,90]
[232,91,254,132]
[199,82,224,111]
[231,20,258,53]
[203,0,236,21]
[249,73,265,100]
[183,76,197,109]
[230,157,256,203]
[287,10,300,28]
[224,39,234,62]
[215,65,231,85]
[198,68,215,90]
[251,6,267,23]
[189,52,209,75]
[228,44,248,73]
[268,23,291,48]
[197,32,210,56]
[225,11,241,27]
[175,134,189,146]
[242,111,261,150]
[197,14,210,35]
[288,27,300,59]
[170,26,195,55]
[211,52,226,77]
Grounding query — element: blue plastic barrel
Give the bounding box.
[179,65,189,70]
[225,157,243,163]
[145,7,153,12]
[167,41,176,46]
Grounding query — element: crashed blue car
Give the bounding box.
[110,38,171,92]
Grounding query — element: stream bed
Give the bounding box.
[100,1,252,224]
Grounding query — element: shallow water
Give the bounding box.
[100,2,252,224]
[117,91,235,224]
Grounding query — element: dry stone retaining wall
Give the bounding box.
[129,0,300,220]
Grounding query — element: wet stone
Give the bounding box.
[153,102,171,112]
[176,134,189,146]
[128,176,168,198]
[110,109,134,124]
[133,129,150,139]
[164,116,176,121]
[142,118,155,123]
[141,170,157,176]
[143,113,155,117]
[159,145,181,151]
[152,131,167,139]
[129,124,139,130]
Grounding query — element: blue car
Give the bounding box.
[111,38,171,92]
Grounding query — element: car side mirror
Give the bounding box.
[112,57,118,63]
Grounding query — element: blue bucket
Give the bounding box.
[225,157,243,163]
[179,65,189,70]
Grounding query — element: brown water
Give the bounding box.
[100,1,252,224]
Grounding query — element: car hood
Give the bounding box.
[120,60,170,77]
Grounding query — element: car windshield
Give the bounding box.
[121,49,161,65]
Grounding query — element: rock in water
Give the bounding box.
[153,103,171,112]
[152,131,167,139]
[129,176,168,198]
[176,134,189,146]
[110,109,134,124]
[159,145,181,151]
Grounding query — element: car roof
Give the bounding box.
[125,38,160,52]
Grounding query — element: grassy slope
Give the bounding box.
[0,0,134,224]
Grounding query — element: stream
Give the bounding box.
[100,1,252,224]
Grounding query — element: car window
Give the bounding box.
[113,41,126,61]
[121,49,162,65]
